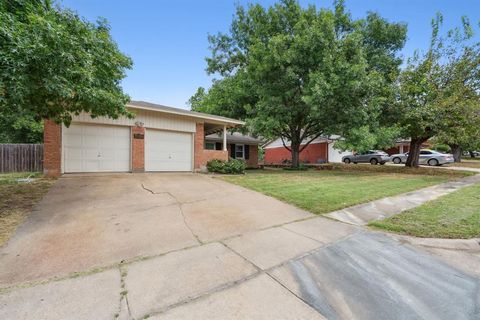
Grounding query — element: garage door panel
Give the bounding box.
[64,123,130,173]
[83,160,100,172]
[145,129,192,172]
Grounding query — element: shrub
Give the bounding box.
[433,144,450,153]
[207,159,246,174]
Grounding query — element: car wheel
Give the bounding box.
[370,158,378,165]
[393,157,401,164]
[343,158,351,164]
[428,159,439,166]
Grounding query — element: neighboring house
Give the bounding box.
[43,101,245,176]
[264,136,422,164]
[384,139,431,155]
[384,140,411,155]
[263,136,352,164]
[204,132,262,168]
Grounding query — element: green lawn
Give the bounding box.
[220,167,470,215]
[0,173,54,246]
[370,183,480,239]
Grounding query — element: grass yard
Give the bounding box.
[0,173,55,246]
[370,183,480,239]
[221,166,471,215]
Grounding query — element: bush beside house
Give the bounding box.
[207,159,246,174]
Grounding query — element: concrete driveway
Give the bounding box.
[0,173,311,285]
[0,173,479,320]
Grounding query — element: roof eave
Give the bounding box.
[126,103,245,126]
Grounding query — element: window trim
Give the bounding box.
[205,142,216,150]
[235,144,245,159]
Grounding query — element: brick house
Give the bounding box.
[43,101,255,176]
[264,136,418,164]
[204,132,262,168]
[263,136,352,164]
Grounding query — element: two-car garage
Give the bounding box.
[43,100,244,176]
[63,123,193,173]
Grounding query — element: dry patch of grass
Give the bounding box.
[446,160,480,169]
[0,173,55,246]
[317,163,474,177]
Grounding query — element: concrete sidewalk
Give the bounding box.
[1,220,478,320]
[325,174,480,225]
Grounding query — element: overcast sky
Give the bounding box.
[61,0,480,109]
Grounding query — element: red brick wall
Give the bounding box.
[264,142,328,164]
[385,146,400,155]
[203,150,229,164]
[43,119,62,177]
[246,145,258,168]
[131,126,145,172]
[385,145,411,155]
[194,122,228,170]
[227,144,258,168]
[194,123,205,169]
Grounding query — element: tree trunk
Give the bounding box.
[469,151,476,158]
[449,144,462,163]
[291,142,301,168]
[405,138,427,167]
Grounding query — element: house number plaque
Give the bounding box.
[133,133,144,139]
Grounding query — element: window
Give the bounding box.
[235,144,244,159]
[420,150,431,155]
[205,142,215,150]
[205,142,223,150]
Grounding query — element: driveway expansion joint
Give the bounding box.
[264,272,325,317]
[136,271,264,319]
[116,264,132,320]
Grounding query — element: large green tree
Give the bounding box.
[434,103,480,162]
[396,14,480,167]
[0,0,133,142]
[190,0,406,167]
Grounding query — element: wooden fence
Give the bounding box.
[0,144,44,173]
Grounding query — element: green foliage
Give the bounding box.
[0,0,133,130]
[0,110,43,143]
[395,13,480,166]
[334,125,401,153]
[191,0,406,167]
[206,159,246,174]
[258,147,265,161]
[432,143,450,153]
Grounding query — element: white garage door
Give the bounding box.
[328,142,352,163]
[64,123,131,173]
[145,129,192,171]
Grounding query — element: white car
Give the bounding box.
[390,149,454,166]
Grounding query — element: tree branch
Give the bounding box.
[280,136,292,152]
[299,132,324,152]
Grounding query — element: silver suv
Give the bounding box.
[342,150,391,165]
